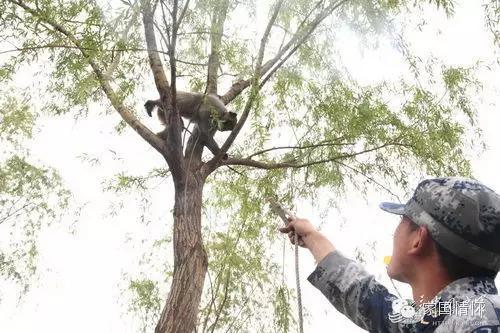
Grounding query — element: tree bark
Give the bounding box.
[155,170,208,333]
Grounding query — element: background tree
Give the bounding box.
[0,87,69,297]
[0,0,497,332]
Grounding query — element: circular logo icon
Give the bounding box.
[400,305,416,318]
[388,298,424,324]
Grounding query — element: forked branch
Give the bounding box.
[203,0,285,174]
[220,0,348,104]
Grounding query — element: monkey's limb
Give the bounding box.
[192,127,228,160]
[196,114,228,160]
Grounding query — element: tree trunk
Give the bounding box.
[155,171,208,333]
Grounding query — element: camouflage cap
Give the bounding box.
[379,177,500,271]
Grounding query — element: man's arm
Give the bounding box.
[307,248,412,332]
[302,230,336,263]
[280,219,414,332]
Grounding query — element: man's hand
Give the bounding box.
[278,217,317,248]
[278,217,336,263]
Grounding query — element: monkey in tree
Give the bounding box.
[144,92,237,159]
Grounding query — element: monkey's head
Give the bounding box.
[219,112,237,131]
[144,100,157,117]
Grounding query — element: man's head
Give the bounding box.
[380,177,500,283]
[386,215,434,282]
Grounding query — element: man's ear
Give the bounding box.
[409,225,432,255]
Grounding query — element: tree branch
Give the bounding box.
[162,0,187,183]
[0,201,33,225]
[201,268,220,333]
[334,160,403,202]
[224,141,412,170]
[142,0,170,100]
[105,0,141,80]
[206,0,229,94]
[220,0,348,105]
[203,0,285,175]
[177,0,191,28]
[7,0,167,156]
[142,0,186,181]
[208,270,231,333]
[159,1,172,49]
[0,45,206,71]
[223,284,256,333]
[247,139,355,159]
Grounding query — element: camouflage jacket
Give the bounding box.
[307,251,500,332]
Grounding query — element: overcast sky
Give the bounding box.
[1,1,499,332]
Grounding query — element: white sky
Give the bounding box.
[1,1,499,333]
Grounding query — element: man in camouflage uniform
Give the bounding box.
[279,177,500,332]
